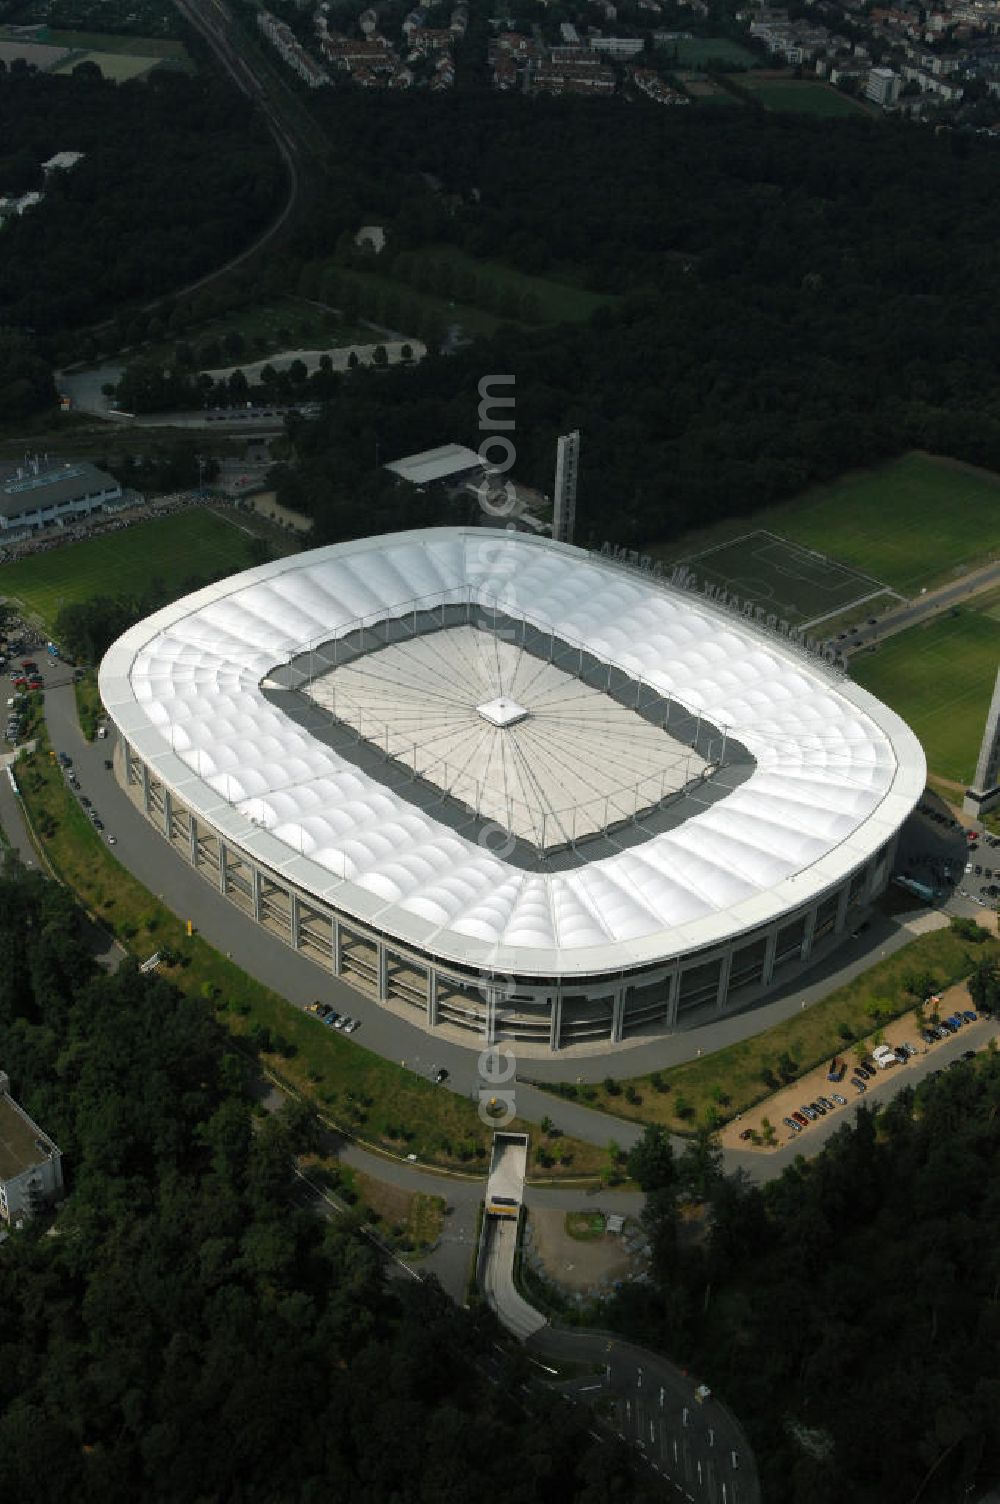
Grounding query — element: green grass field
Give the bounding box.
[0,509,256,629]
[327,248,614,340]
[852,606,1000,782]
[44,28,189,55]
[52,48,163,79]
[670,37,759,67]
[739,77,870,116]
[426,244,615,326]
[685,529,887,628]
[653,454,1000,599]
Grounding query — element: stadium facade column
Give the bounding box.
[611,985,626,1043]
[189,815,199,867]
[715,951,733,1011]
[799,905,818,962]
[289,892,300,949]
[485,987,498,1045]
[163,789,171,840]
[141,762,151,814]
[219,841,228,896]
[252,867,262,923]
[665,969,679,1027]
[377,944,389,1002]
[426,968,438,1026]
[122,740,135,786]
[332,918,343,976]
[548,992,562,1050]
[761,929,778,988]
[835,882,850,933]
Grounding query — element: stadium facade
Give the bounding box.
[99,529,926,1052]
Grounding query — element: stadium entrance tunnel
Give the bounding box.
[260,599,756,871]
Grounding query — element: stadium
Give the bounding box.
[98,528,926,1053]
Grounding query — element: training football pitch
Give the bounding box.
[0,509,256,629]
[656,453,1000,609]
[682,530,890,630]
[851,602,1000,784]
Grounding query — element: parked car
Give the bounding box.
[921,1028,938,1044]
[431,1066,448,1084]
[799,1104,818,1122]
[962,1010,977,1024]
[850,1076,867,1093]
[345,1018,360,1033]
[831,1093,847,1106]
[792,1111,809,1127]
[107,835,117,846]
[783,1117,802,1134]
[80,796,92,808]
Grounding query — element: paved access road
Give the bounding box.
[533,1328,759,1504]
[841,556,1000,657]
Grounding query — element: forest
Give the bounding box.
[619,990,1000,1504]
[0,853,654,1502]
[259,99,1000,550]
[0,66,284,335]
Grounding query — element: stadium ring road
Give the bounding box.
[97,527,925,1059]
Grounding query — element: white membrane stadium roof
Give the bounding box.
[100,529,926,980]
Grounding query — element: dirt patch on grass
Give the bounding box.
[525,1206,647,1295]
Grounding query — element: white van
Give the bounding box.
[872,1045,897,1070]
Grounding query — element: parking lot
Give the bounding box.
[721,996,998,1154]
[902,793,1000,918]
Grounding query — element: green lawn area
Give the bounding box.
[670,37,759,67]
[0,509,256,630]
[739,77,870,116]
[14,731,603,1178]
[650,453,1000,597]
[565,1211,606,1241]
[44,27,189,55]
[52,49,164,79]
[541,925,999,1133]
[852,606,1000,782]
[427,244,615,326]
[332,266,508,339]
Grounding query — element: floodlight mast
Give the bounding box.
[552,431,580,545]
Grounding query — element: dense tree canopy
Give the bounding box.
[615,1051,1000,1504]
[0,68,284,335]
[257,101,1000,550]
[0,854,656,1502]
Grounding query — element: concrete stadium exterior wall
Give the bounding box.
[116,736,898,1054]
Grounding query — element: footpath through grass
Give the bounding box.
[14,734,603,1177]
[538,924,1000,1133]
